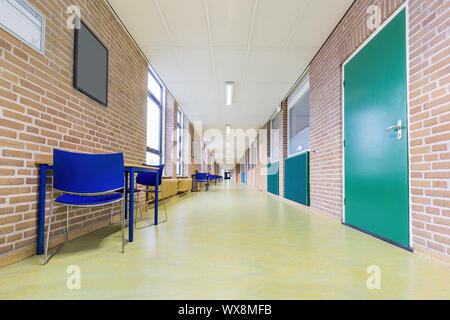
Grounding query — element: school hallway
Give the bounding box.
[0,182,448,300]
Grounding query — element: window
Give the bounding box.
[176,108,183,176]
[288,75,310,156]
[270,112,280,162]
[146,68,163,165]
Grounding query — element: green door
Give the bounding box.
[267,161,279,196]
[344,9,409,248]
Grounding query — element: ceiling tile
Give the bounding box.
[269,47,316,83]
[208,0,256,47]
[108,0,353,156]
[144,47,184,83]
[157,0,210,47]
[214,48,246,83]
[252,0,307,48]
[108,0,171,47]
[244,48,283,82]
[178,48,215,82]
[289,0,354,48]
[239,83,288,105]
[190,83,221,104]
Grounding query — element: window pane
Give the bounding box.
[177,126,181,154]
[289,90,310,155]
[177,109,183,175]
[147,97,160,151]
[271,113,280,161]
[146,152,160,165]
[148,71,161,102]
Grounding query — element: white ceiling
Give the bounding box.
[107,0,354,161]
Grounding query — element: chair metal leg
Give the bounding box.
[66,206,69,241]
[43,187,55,265]
[134,193,137,229]
[111,202,114,225]
[135,187,167,229]
[160,189,168,223]
[134,192,143,229]
[121,198,125,253]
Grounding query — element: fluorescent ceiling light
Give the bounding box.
[225,82,234,106]
[226,125,231,134]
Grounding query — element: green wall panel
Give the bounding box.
[284,152,310,206]
[267,161,279,196]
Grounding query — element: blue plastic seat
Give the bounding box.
[195,172,208,191]
[136,164,164,187]
[44,149,125,264]
[56,194,122,206]
[134,164,167,227]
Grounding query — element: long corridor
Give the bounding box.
[0,182,448,300]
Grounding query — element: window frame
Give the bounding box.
[146,68,163,164]
[176,107,183,176]
[287,73,310,158]
[270,111,281,163]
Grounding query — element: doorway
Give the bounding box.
[343,7,410,249]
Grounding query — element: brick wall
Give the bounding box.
[259,126,268,192]
[408,0,449,258]
[278,100,288,197]
[309,0,405,217]
[164,89,177,177]
[234,164,240,184]
[0,0,148,261]
[182,112,190,176]
[250,0,448,261]
[188,122,201,175]
[308,0,449,260]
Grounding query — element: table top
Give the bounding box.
[35,161,159,170]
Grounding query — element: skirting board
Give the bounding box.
[414,245,450,267]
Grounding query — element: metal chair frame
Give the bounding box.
[44,182,126,265]
[133,187,168,229]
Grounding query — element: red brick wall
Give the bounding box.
[259,126,268,192]
[278,100,288,197]
[309,0,405,217]
[182,112,191,176]
[308,0,449,260]
[164,89,177,177]
[408,0,449,258]
[0,0,148,260]
[188,122,201,175]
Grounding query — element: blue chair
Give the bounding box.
[44,149,125,264]
[134,164,167,228]
[210,174,218,185]
[196,172,208,191]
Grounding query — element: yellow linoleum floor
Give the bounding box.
[0,182,449,299]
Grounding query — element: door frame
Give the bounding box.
[341,1,412,249]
